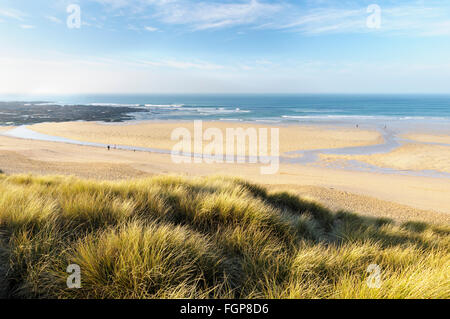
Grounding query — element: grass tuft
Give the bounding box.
[0,174,448,299]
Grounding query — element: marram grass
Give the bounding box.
[0,174,448,299]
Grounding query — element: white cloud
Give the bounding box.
[20,24,35,29]
[135,58,224,70]
[155,0,284,30]
[0,8,25,21]
[46,16,63,24]
[144,26,158,32]
[94,0,284,30]
[91,0,450,37]
[127,24,139,31]
[271,8,365,34]
[162,60,224,70]
[420,21,450,36]
[381,6,450,37]
[267,4,450,37]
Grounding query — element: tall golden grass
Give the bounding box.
[0,174,448,299]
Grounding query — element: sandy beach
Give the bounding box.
[403,132,450,145]
[321,143,450,173]
[1,121,449,225]
[30,121,382,155]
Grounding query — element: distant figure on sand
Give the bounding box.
[356,124,359,128]
[107,145,110,151]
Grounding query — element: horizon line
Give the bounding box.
[2,92,450,96]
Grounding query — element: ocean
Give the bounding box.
[1,94,450,130]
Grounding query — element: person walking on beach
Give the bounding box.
[107,145,110,151]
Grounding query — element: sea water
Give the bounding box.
[1,94,450,131]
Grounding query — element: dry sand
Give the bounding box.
[320,143,450,173]
[30,121,382,155]
[0,125,449,224]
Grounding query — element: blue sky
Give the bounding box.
[1,0,450,94]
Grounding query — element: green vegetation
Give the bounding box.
[0,174,448,299]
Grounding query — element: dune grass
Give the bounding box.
[0,174,448,299]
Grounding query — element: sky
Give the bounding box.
[1,0,450,94]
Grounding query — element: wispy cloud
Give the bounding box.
[144,26,158,32]
[0,8,25,21]
[91,0,450,37]
[262,7,364,35]
[420,21,450,36]
[257,4,450,36]
[380,5,450,37]
[94,0,284,30]
[162,59,224,70]
[154,0,284,30]
[20,24,35,29]
[135,58,225,70]
[46,16,63,24]
[3,0,450,37]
